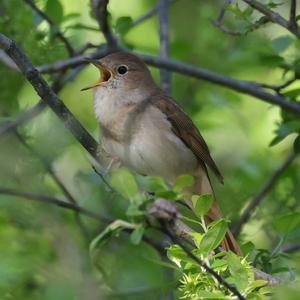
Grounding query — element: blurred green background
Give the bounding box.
[0,0,300,299]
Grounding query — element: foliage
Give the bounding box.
[0,0,300,299]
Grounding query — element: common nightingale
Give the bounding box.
[82,52,241,255]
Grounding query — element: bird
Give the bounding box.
[82,51,242,255]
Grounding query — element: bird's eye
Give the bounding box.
[117,65,128,75]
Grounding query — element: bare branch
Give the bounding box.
[139,54,300,116]
[0,33,99,159]
[91,0,117,47]
[0,186,109,222]
[232,152,297,237]
[37,50,300,116]
[23,0,75,56]
[242,0,300,38]
[158,0,171,94]
[289,0,298,30]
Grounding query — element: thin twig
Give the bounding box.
[0,101,46,138]
[23,0,75,56]
[232,152,297,237]
[91,0,118,47]
[0,186,109,222]
[289,0,298,30]
[242,0,300,39]
[260,76,297,93]
[37,49,300,116]
[213,0,242,36]
[15,132,89,236]
[0,33,99,160]
[158,0,171,95]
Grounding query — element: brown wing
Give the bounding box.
[151,95,224,184]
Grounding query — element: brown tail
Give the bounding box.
[189,167,242,256]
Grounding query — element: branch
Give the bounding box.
[132,0,178,27]
[162,226,246,300]
[0,33,99,160]
[213,0,242,36]
[242,0,300,38]
[0,186,109,222]
[91,0,118,47]
[0,65,84,138]
[289,0,298,30]
[0,101,46,138]
[283,242,300,253]
[148,198,281,286]
[232,152,297,237]
[0,186,167,255]
[15,131,89,236]
[0,50,19,71]
[158,0,171,95]
[23,0,75,56]
[139,54,300,116]
[37,50,300,116]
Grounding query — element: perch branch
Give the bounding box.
[37,50,300,116]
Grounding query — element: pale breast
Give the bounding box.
[119,105,199,182]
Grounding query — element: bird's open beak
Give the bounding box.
[81,59,112,91]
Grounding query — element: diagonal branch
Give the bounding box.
[158,0,171,95]
[242,0,300,38]
[0,33,99,160]
[23,0,75,56]
[91,0,118,47]
[232,152,297,237]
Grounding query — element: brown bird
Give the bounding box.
[82,52,242,255]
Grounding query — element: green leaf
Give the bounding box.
[273,212,300,233]
[199,220,228,255]
[137,176,168,193]
[115,16,133,36]
[45,0,64,24]
[110,168,138,201]
[271,36,292,54]
[173,175,195,193]
[191,194,213,217]
[89,220,136,258]
[283,88,300,99]
[130,226,144,245]
[227,252,249,291]
[294,135,300,154]
[126,203,145,217]
[198,290,227,299]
